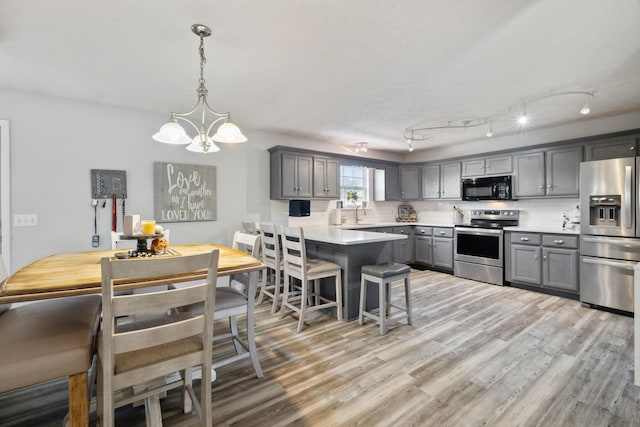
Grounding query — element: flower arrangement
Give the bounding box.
[346,191,359,204]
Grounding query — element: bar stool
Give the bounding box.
[280,226,343,333]
[359,262,412,335]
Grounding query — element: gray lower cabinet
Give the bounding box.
[414,226,453,271]
[433,235,454,270]
[414,227,433,265]
[392,226,413,263]
[507,232,579,294]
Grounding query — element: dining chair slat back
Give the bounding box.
[257,223,284,314]
[97,250,219,427]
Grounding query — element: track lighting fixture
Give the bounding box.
[486,120,493,137]
[405,90,595,143]
[517,104,529,126]
[580,92,593,115]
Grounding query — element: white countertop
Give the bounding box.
[503,225,580,235]
[338,222,455,229]
[303,226,408,245]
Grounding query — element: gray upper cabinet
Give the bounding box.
[461,158,485,177]
[421,162,461,200]
[421,165,440,199]
[400,166,420,200]
[513,151,545,197]
[513,145,581,198]
[545,145,581,196]
[584,135,638,161]
[385,166,400,201]
[275,152,313,199]
[440,162,461,200]
[461,154,512,178]
[313,157,339,198]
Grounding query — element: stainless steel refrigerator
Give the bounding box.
[580,157,640,313]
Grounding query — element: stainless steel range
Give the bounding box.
[454,210,519,286]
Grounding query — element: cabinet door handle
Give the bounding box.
[543,255,547,261]
[520,237,529,241]
[439,231,446,235]
[554,239,564,244]
[539,185,543,189]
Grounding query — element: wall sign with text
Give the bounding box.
[153,162,217,223]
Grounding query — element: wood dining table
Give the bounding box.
[0,243,265,427]
[0,243,265,303]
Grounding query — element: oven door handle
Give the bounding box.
[455,227,503,234]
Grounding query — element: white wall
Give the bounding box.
[0,88,279,272]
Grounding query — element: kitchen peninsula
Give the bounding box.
[300,227,407,321]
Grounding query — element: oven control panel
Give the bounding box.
[469,210,519,220]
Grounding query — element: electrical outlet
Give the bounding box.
[14,214,38,227]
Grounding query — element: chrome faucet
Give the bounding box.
[355,204,366,223]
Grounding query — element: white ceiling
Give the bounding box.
[1,0,639,152]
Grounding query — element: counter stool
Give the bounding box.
[359,262,412,335]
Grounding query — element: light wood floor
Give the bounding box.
[2,269,639,426]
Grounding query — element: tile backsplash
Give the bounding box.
[270,197,580,229]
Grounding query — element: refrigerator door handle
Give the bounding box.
[625,165,632,229]
[582,256,636,271]
[582,236,640,247]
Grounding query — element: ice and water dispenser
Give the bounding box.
[588,195,621,226]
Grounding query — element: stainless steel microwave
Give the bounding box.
[462,175,512,201]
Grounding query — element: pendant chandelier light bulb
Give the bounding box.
[186,135,220,153]
[408,143,414,152]
[153,24,246,153]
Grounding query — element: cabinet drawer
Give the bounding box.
[414,227,432,236]
[392,226,412,235]
[510,232,541,245]
[542,235,578,249]
[433,227,453,238]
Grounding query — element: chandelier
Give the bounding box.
[153,24,247,153]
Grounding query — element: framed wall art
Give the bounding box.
[153,162,216,223]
